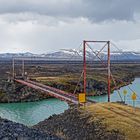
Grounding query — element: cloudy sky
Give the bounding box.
[0,0,139,53]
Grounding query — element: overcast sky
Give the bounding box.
[0,0,140,53]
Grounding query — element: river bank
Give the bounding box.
[0,117,61,140]
[33,104,125,140]
[1,102,140,140]
[34,103,140,140]
[0,77,140,139]
[0,78,139,126]
[0,80,51,103]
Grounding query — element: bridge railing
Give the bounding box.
[27,80,77,99]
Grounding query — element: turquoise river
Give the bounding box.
[0,78,140,126]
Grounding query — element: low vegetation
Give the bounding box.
[86,103,140,140]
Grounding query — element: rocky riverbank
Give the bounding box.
[0,102,139,140]
[0,80,51,103]
[0,117,61,140]
[34,73,135,96]
[34,103,140,140]
[34,105,125,140]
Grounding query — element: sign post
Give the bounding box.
[123,90,127,103]
[79,93,86,103]
[131,92,137,109]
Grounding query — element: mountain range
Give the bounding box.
[0,50,140,61]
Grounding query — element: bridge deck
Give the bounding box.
[15,79,79,104]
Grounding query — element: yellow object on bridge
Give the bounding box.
[79,93,86,103]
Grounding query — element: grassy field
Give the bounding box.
[85,103,140,140]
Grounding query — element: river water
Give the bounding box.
[88,78,140,107]
[0,99,68,126]
[0,78,140,126]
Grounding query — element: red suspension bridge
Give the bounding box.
[11,40,136,105]
[15,79,80,104]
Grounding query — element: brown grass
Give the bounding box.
[84,103,140,140]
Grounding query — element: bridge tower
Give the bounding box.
[107,41,111,102]
[83,40,111,102]
[22,59,25,78]
[12,58,26,80]
[12,58,15,79]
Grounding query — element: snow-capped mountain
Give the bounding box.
[0,52,36,58]
[1,50,140,61]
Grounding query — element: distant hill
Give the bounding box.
[0,50,140,61]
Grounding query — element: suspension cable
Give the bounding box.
[111,42,140,100]
[86,43,123,101]
[73,70,84,94]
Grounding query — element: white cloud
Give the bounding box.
[0,0,139,53]
[117,39,140,52]
[0,0,139,21]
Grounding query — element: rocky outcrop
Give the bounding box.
[42,76,134,96]
[0,118,61,140]
[34,107,125,140]
[0,81,51,103]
